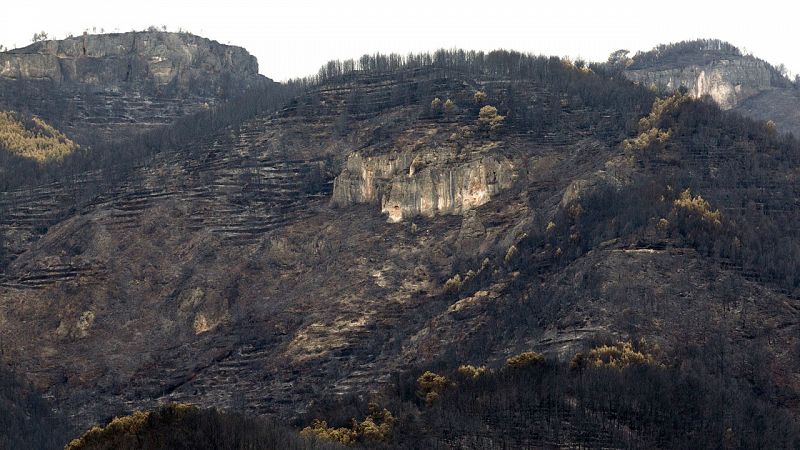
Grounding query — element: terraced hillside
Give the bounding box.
[1,50,799,448]
[1,112,332,284]
[0,59,644,427]
[0,80,221,144]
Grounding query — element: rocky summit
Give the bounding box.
[1,37,800,449]
[622,39,800,136]
[0,31,268,142]
[0,31,260,91]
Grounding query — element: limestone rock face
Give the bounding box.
[0,31,268,143]
[331,151,415,206]
[332,147,515,222]
[622,47,800,137]
[624,57,775,110]
[0,32,262,96]
[0,53,62,81]
[381,155,514,222]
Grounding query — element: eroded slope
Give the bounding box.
[1,55,798,443]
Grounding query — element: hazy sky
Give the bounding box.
[2,1,798,81]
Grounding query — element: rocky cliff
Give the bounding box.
[625,57,775,110]
[0,31,268,142]
[331,133,515,222]
[1,31,262,96]
[622,40,800,136]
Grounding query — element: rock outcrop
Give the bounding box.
[624,56,776,110]
[331,150,414,206]
[0,31,262,96]
[0,31,268,142]
[622,40,800,137]
[332,144,515,222]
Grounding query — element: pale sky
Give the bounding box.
[1,0,798,82]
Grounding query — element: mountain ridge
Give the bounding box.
[0,31,272,149]
[1,31,264,91]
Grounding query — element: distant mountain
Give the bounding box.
[623,39,800,136]
[0,31,270,144]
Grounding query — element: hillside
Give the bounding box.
[0,44,799,448]
[0,52,652,427]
